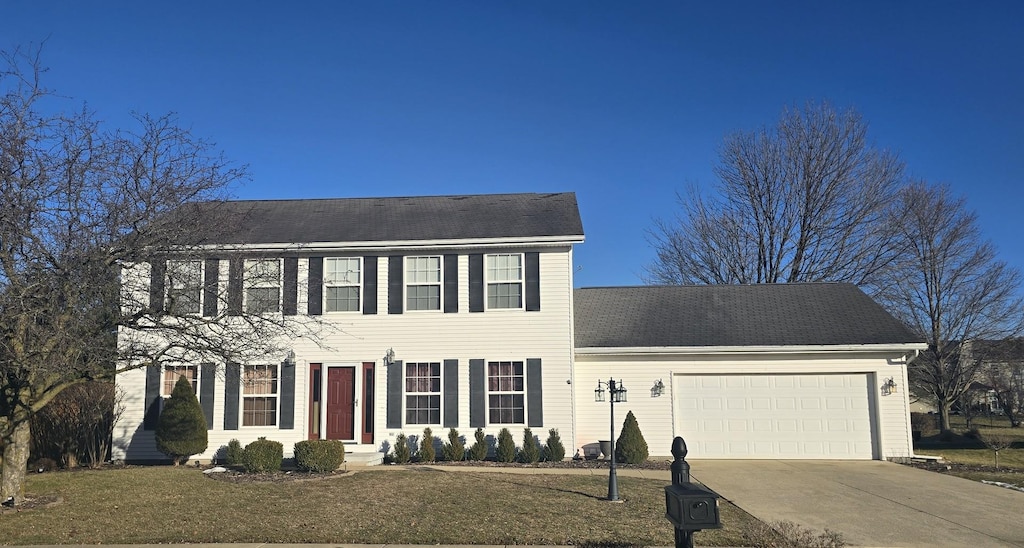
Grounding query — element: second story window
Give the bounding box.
[325,257,360,312]
[166,260,202,315]
[406,256,441,311]
[246,259,281,314]
[486,253,523,309]
[163,364,198,396]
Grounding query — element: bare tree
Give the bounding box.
[875,183,1023,432]
[980,432,1014,468]
[0,45,320,504]
[974,338,1024,427]
[647,102,905,291]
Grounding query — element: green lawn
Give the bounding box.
[0,467,759,546]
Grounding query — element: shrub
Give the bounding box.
[743,519,846,548]
[393,432,411,464]
[520,428,540,463]
[544,428,565,462]
[155,376,208,465]
[442,428,465,461]
[30,381,124,469]
[224,439,243,466]
[419,428,436,462]
[496,427,517,463]
[468,427,489,461]
[242,437,283,473]
[615,410,649,464]
[294,440,345,472]
[965,427,982,440]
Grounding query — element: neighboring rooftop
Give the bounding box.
[574,283,923,348]
[189,192,584,245]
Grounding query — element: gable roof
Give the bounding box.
[574,283,923,349]
[190,192,584,245]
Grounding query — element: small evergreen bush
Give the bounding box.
[393,432,411,463]
[442,428,465,461]
[419,428,436,462]
[544,428,565,462]
[615,410,649,464]
[242,437,283,473]
[224,439,243,466]
[155,376,208,465]
[294,439,345,472]
[496,427,517,463]
[468,427,489,461]
[519,428,540,463]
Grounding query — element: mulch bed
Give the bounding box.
[902,459,1024,478]
[0,493,63,514]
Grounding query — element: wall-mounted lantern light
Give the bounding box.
[881,377,897,396]
[651,379,665,397]
[384,348,395,366]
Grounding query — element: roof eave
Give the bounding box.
[575,342,928,356]
[187,234,586,252]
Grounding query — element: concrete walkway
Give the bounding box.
[688,460,1024,547]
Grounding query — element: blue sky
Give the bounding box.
[9,1,1024,289]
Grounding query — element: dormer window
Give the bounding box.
[245,259,281,314]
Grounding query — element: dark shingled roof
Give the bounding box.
[193,192,583,245]
[574,283,923,348]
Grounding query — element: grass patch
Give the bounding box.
[913,414,1024,487]
[0,467,757,546]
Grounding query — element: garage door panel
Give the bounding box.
[675,374,874,459]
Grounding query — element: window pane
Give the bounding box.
[247,259,280,284]
[242,396,277,426]
[487,282,522,309]
[325,258,360,284]
[167,287,201,314]
[407,284,440,311]
[326,286,359,312]
[247,287,280,313]
[163,365,197,395]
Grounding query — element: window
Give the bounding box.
[166,260,202,314]
[245,259,281,313]
[486,254,522,309]
[243,364,278,426]
[163,365,197,396]
[405,362,441,424]
[487,360,524,424]
[406,256,441,311]
[325,257,360,312]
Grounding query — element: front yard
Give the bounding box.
[0,466,759,546]
[912,415,1024,489]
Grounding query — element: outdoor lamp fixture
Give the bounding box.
[651,379,665,397]
[594,378,627,502]
[881,377,897,396]
[284,350,296,367]
[384,348,395,366]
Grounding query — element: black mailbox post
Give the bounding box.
[664,437,720,548]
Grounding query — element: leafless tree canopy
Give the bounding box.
[0,45,319,503]
[646,102,904,291]
[874,183,1024,430]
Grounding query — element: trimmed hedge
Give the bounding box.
[294,439,345,472]
[442,428,465,461]
[155,376,208,465]
[242,437,283,473]
[615,410,649,464]
[520,428,540,463]
[544,428,565,462]
[393,432,411,464]
[468,427,488,461]
[224,439,243,466]
[419,428,436,462]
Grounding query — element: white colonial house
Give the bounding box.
[113,192,925,462]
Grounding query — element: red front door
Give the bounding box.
[326,367,355,440]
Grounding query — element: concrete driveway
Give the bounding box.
[689,460,1024,547]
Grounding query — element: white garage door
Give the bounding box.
[675,374,875,459]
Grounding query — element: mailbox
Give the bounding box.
[664,436,722,548]
[665,483,721,530]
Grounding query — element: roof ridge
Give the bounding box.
[205,191,575,205]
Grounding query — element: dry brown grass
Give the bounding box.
[0,466,759,546]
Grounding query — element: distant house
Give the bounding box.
[113,192,926,462]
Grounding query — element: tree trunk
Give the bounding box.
[1,419,31,505]
[938,402,952,432]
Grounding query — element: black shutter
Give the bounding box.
[227,258,243,316]
[149,260,166,314]
[143,365,161,430]
[527,358,543,427]
[525,252,540,311]
[388,255,403,314]
[224,362,240,430]
[363,256,378,315]
[283,257,298,315]
[202,259,219,317]
[443,359,459,427]
[387,360,403,428]
[308,257,323,315]
[444,254,458,313]
[200,363,216,429]
[469,254,484,313]
[279,361,295,429]
[469,359,485,427]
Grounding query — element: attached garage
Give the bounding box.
[572,284,926,460]
[675,373,875,459]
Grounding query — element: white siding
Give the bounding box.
[114,248,576,461]
[573,352,915,460]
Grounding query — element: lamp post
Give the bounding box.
[594,378,627,502]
